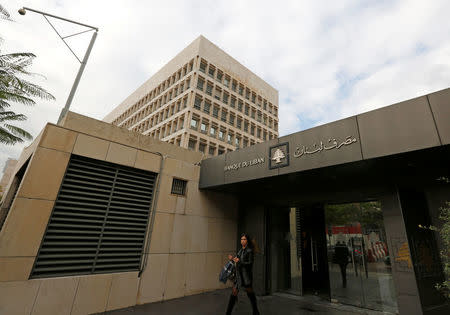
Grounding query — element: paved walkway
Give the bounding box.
[100,289,393,315]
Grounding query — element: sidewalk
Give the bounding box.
[99,289,392,315]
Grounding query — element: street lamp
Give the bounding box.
[18,7,98,125]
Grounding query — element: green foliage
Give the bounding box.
[436,201,450,299]
[0,5,55,145]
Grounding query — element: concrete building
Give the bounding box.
[0,36,448,313]
[104,36,279,156]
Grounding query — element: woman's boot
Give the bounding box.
[247,291,260,315]
[226,294,237,314]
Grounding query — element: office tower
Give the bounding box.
[104,36,279,156]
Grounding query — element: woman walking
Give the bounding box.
[226,233,260,315]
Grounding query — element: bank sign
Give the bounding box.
[223,135,358,172]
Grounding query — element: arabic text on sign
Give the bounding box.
[294,136,357,158]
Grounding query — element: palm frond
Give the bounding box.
[0,111,27,122]
[0,4,12,21]
[3,123,33,140]
[0,126,24,144]
[0,91,36,106]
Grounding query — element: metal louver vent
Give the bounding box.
[31,154,157,278]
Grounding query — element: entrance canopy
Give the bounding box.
[200,88,450,193]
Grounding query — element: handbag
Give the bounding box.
[219,260,236,284]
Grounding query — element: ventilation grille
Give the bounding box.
[31,155,157,278]
[171,178,187,196]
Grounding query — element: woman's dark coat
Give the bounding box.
[236,246,254,287]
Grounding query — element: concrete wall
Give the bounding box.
[0,112,238,314]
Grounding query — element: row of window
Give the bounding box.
[142,113,186,139]
[195,80,278,131]
[113,59,194,125]
[190,114,274,147]
[119,78,191,129]
[193,94,278,136]
[187,135,256,156]
[198,58,277,114]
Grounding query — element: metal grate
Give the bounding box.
[31,155,157,278]
[171,178,187,196]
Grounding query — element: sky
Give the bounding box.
[1,0,450,176]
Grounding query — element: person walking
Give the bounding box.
[334,241,350,288]
[226,233,260,315]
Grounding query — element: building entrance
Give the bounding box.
[324,201,398,313]
[268,202,398,313]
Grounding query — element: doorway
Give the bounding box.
[324,201,398,313]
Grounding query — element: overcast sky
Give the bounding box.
[1,0,450,176]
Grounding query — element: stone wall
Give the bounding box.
[0,112,237,314]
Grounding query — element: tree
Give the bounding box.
[436,201,450,299]
[0,4,55,145]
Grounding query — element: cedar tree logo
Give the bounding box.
[269,142,289,169]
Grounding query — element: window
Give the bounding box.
[222,92,229,104]
[188,138,196,150]
[208,146,215,155]
[199,142,206,153]
[221,110,227,122]
[214,87,221,100]
[30,155,156,278]
[244,104,249,115]
[218,147,225,155]
[237,100,243,112]
[236,117,242,129]
[229,114,235,126]
[172,178,187,195]
[232,80,237,92]
[257,111,262,122]
[199,60,207,73]
[194,95,202,109]
[251,109,256,119]
[235,137,240,147]
[219,130,224,140]
[190,118,198,129]
[206,83,213,96]
[227,134,232,144]
[203,100,211,114]
[213,106,219,118]
[245,88,250,100]
[230,97,236,108]
[208,66,215,77]
[251,93,256,103]
[250,125,255,135]
[216,70,223,82]
[224,76,230,87]
[238,85,244,95]
[210,126,216,137]
[200,122,207,133]
[257,128,261,138]
[197,77,205,91]
[243,139,248,147]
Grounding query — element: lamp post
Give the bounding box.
[18,7,98,125]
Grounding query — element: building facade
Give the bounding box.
[0,87,449,314]
[104,36,279,156]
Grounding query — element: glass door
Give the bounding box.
[325,202,398,313]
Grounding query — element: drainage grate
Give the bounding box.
[30,154,157,278]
